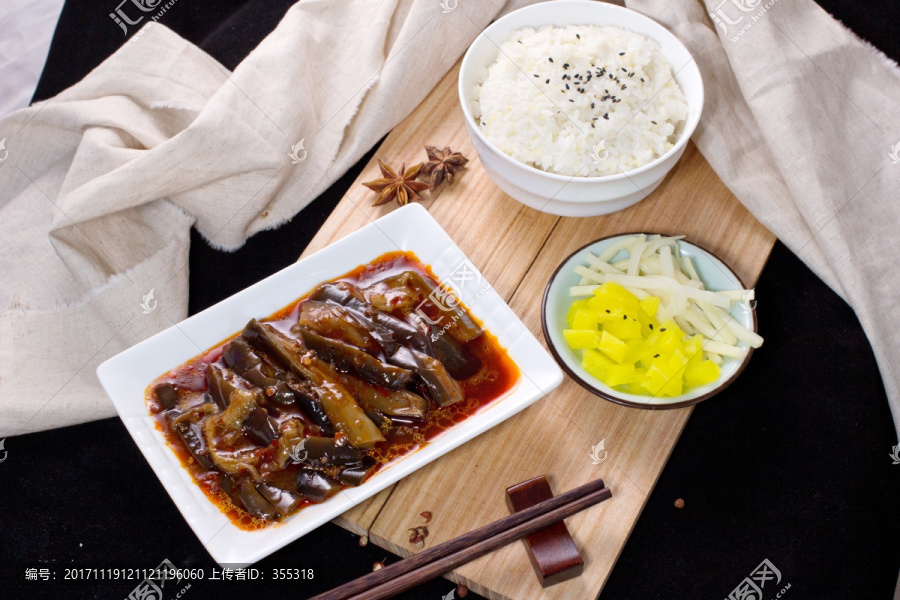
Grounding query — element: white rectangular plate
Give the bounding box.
[97,203,563,567]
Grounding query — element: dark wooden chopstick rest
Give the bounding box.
[308,478,612,600]
[506,476,585,586]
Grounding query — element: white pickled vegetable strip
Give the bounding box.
[701,340,748,359]
[598,236,639,262]
[682,256,701,282]
[639,255,662,275]
[605,274,732,308]
[660,245,675,279]
[612,259,630,270]
[725,318,764,348]
[628,288,650,299]
[627,241,647,275]
[720,289,752,301]
[674,316,695,336]
[696,301,738,345]
[569,285,599,296]
[705,351,724,365]
[574,265,605,284]
[682,307,719,340]
[584,252,623,274]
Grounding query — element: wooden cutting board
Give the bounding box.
[299,60,775,599]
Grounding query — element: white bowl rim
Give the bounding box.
[458,0,704,185]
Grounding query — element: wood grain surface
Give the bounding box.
[300,61,775,600]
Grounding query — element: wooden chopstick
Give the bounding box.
[309,478,612,600]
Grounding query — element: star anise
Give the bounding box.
[423,146,469,188]
[363,160,430,207]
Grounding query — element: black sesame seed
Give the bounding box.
[590,102,595,109]
[591,123,595,128]
[606,310,611,314]
[629,72,635,77]
[640,77,645,82]
[622,67,628,72]
[563,63,569,69]
[609,73,614,79]
[576,33,581,39]
[565,83,569,89]
[651,120,657,124]
[619,52,626,55]
[546,79,550,84]
[622,85,627,89]
[569,98,574,102]
[534,74,539,77]
[649,324,654,330]
[517,40,523,44]
[660,327,667,332]
[549,57,554,62]
[654,353,660,358]
[623,315,628,320]
[603,113,609,119]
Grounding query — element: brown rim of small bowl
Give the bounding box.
[540,232,759,410]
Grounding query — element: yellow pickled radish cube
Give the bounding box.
[639,295,661,317]
[605,363,636,387]
[623,339,646,365]
[658,320,685,339]
[571,307,599,331]
[642,364,684,397]
[625,367,648,394]
[598,330,628,363]
[582,348,614,381]
[655,327,684,356]
[566,298,590,327]
[684,335,704,366]
[666,348,690,375]
[592,281,640,314]
[603,316,642,340]
[685,360,721,388]
[563,329,602,350]
[637,307,660,338]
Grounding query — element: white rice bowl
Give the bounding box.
[473,25,689,177]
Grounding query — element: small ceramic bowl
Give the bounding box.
[458,0,703,217]
[542,233,757,409]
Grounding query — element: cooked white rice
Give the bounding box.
[473,25,689,177]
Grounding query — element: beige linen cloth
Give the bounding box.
[2,0,899,444]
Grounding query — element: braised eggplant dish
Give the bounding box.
[147,252,518,529]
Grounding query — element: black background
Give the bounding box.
[3,1,899,599]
